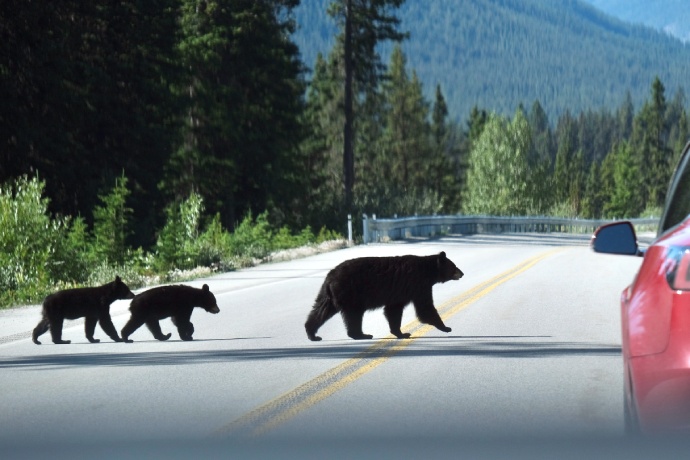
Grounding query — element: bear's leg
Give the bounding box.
[342,310,373,340]
[98,313,123,342]
[145,320,172,341]
[172,312,194,341]
[32,317,50,345]
[175,321,194,341]
[413,295,451,334]
[305,296,338,341]
[180,322,194,341]
[121,316,146,343]
[384,304,411,339]
[85,316,101,343]
[49,317,71,344]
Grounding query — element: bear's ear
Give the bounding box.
[439,251,446,259]
[202,284,209,291]
[115,275,122,283]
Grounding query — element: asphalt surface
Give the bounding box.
[4,233,688,458]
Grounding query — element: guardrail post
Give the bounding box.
[348,214,353,245]
[362,214,368,244]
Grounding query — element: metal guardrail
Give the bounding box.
[361,214,659,244]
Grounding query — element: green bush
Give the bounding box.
[155,192,204,271]
[316,226,343,243]
[228,211,273,259]
[0,176,67,306]
[51,216,94,284]
[0,177,345,309]
[197,213,232,269]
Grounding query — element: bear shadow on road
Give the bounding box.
[0,336,621,369]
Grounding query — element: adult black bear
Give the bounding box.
[32,276,135,345]
[120,284,219,342]
[305,251,463,341]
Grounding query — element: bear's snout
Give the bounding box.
[452,268,463,280]
[208,305,220,314]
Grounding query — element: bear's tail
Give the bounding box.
[305,284,338,341]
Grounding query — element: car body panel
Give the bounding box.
[622,220,690,432]
[593,141,690,434]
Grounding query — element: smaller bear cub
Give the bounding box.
[32,276,135,345]
[121,284,219,342]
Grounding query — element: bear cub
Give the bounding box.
[305,251,463,341]
[32,276,135,344]
[121,284,219,342]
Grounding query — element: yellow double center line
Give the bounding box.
[214,248,563,438]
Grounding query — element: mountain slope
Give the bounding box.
[292,0,690,122]
[583,0,690,42]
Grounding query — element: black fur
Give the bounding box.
[305,251,463,341]
[121,284,219,342]
[32,276,135,344]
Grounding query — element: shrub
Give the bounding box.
[0,176,66,306]
[228,211,273,259]
[155,192,204,270]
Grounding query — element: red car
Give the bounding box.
[592,141,690,434]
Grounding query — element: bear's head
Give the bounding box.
[112,276,136,300]
[199,284,220,314]
[437,252,463,283]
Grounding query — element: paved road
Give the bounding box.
[2,233,667,457]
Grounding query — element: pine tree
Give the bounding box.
[529,100,553,164]
[604,142,645,218]
[1,0,181,247]
[168,0,306,229]
[381,46,430,192]
[92,175,133,265]
[327,0,407,212]
[299,52,346,230]
[467,106,488,148]
[632,77,671,208]
[432,84,449,147]
[582,160,603,218]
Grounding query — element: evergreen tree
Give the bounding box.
[617,91,635,140]
[605,142,645,218]
[432,84,449,147]
[529,100,553,164]
[1,0,181,247]
[299,52,348,230]
[467,105,488,148]
[672,109,689,166]
[431,84,464,212]
[666,88,689,167]
[553,124,574,205]
[381,46,430,192]
[644,77,671,207]
[167,0,306,229]
[327,0,407,212]
[568,149,586,216]
[582,160,603,219]
[92,175,133,266]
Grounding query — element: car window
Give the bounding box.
[659,141,690,234]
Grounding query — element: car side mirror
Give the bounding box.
[591,221,640,256]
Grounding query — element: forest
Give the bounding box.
[1,0,688,307]
[292,0,690,123]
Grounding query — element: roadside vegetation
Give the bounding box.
[0,176,344,309]
[2,1,686,309]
